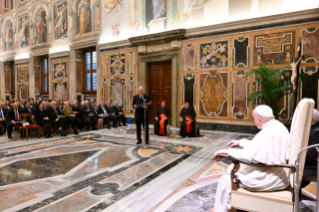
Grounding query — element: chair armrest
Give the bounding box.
[216,155,296,172]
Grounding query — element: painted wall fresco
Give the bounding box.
[76,0,92,36]
[3,19,14,51]
[53,2,68,40]
[33,3,48,44]
[18,14,30,48]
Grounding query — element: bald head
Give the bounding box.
[51,101,57,108]
[138,86,144,96]
[313,109,319,123]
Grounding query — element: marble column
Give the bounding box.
[0,61,5,100]
[69,48,76,101]
[96,45,101,104]
[48,56,52,99]
[29,55,35,99]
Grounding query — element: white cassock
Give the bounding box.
[214,119,290,212]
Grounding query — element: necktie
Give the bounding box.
[54,109,57,115]
[28,108,31,113]
[0,110,2,118]
[15,110,18,121]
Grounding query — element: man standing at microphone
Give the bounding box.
[133,86,151,145]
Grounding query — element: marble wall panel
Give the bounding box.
[102,79,108,102]
[34,66,41,94]
[53,61,68,79]
[110,78,126,110]
[4,70,11,94]
[128,77,136,113]
[233,37,249,67]
[76,62,82,92]
[183,44,196,71]
[17,67,29,83]
[254,31,295,65]
[300,67,319,109]
[110,54,125,75]
[53,81,68,101]
[199,73,228,117]
[128,52,136,75]
[18,84,29,100]
[301,27,319,63]
[232,71,248,119]
[183,74,195,107]
[199,41,228,69]
[101,55,108,76]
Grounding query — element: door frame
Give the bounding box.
[137,50,180,127]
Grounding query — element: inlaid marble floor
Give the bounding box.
[0,125,315,212]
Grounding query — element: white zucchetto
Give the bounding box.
[255,105,273,118]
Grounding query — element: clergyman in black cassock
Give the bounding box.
[179,102,197,137]
[154,101,171,136]
[133,86,151,144]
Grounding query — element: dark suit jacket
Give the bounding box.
[97,105,106,114]
[81,105,93,119]
[106,105,115,114]
[22,107,35,115]
[35,110,47,124]
[113,105,124,115]
[6,108,20,124]
[45,107,62,120]
[0,108,7,119]
[72,106,84,118]
[132,94,151,119]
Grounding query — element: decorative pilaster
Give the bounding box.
[29,55,35,99]
[0,61,5,100]
[96,45,101,103]
[69,48,76,101]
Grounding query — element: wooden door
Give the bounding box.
[147,61,172,124]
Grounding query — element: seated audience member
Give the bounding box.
[92,104,103,129]
[29,98,35,108]
[46,101,68,136]
[81,100,97,130]
[6,102,22,139]
[43,101,49,111]
[106,101,117,128]
[81,101,85,107]
[35,102,51,138]
[72,101,85,131]
[89,99,95,106]
[37,95,43,104]
[113,101,127,126]
[98,101,111,129]
[62,102,78,134]
[213,105,290,212]
[19,99,25,109]
[179,102,197,137]
[0,102,7,135]
[58,100,64,110]
[5,100,11,109]
[154,101,171,136]
[301,109,319,188]
[22,101,35,123]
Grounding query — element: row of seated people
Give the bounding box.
[0,99,126,139]
[154,101,198,137]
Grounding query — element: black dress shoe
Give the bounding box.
[8,136,12,139]
[49,134,53,138]
[61,132,68,136]
[124,124,127,126]
[74,130,79,134]
[136,141,142,144]
[45,134,49,138]
[107,127,111,129]
[145,142,149,145]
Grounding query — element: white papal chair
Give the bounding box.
[216,98,315,212]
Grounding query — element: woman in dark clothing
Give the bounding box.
[35,102,51,138]
[154,101,171,136]
[92,104,103,129]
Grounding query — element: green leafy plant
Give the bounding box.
[247,64,293,119]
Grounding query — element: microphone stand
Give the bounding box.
[142,95,147,143]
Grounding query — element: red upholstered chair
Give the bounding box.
[20,113,40,141]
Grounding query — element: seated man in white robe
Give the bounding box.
[213,105,290,212]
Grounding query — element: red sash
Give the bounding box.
[159,114,166,135]
[186,115,194,133]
